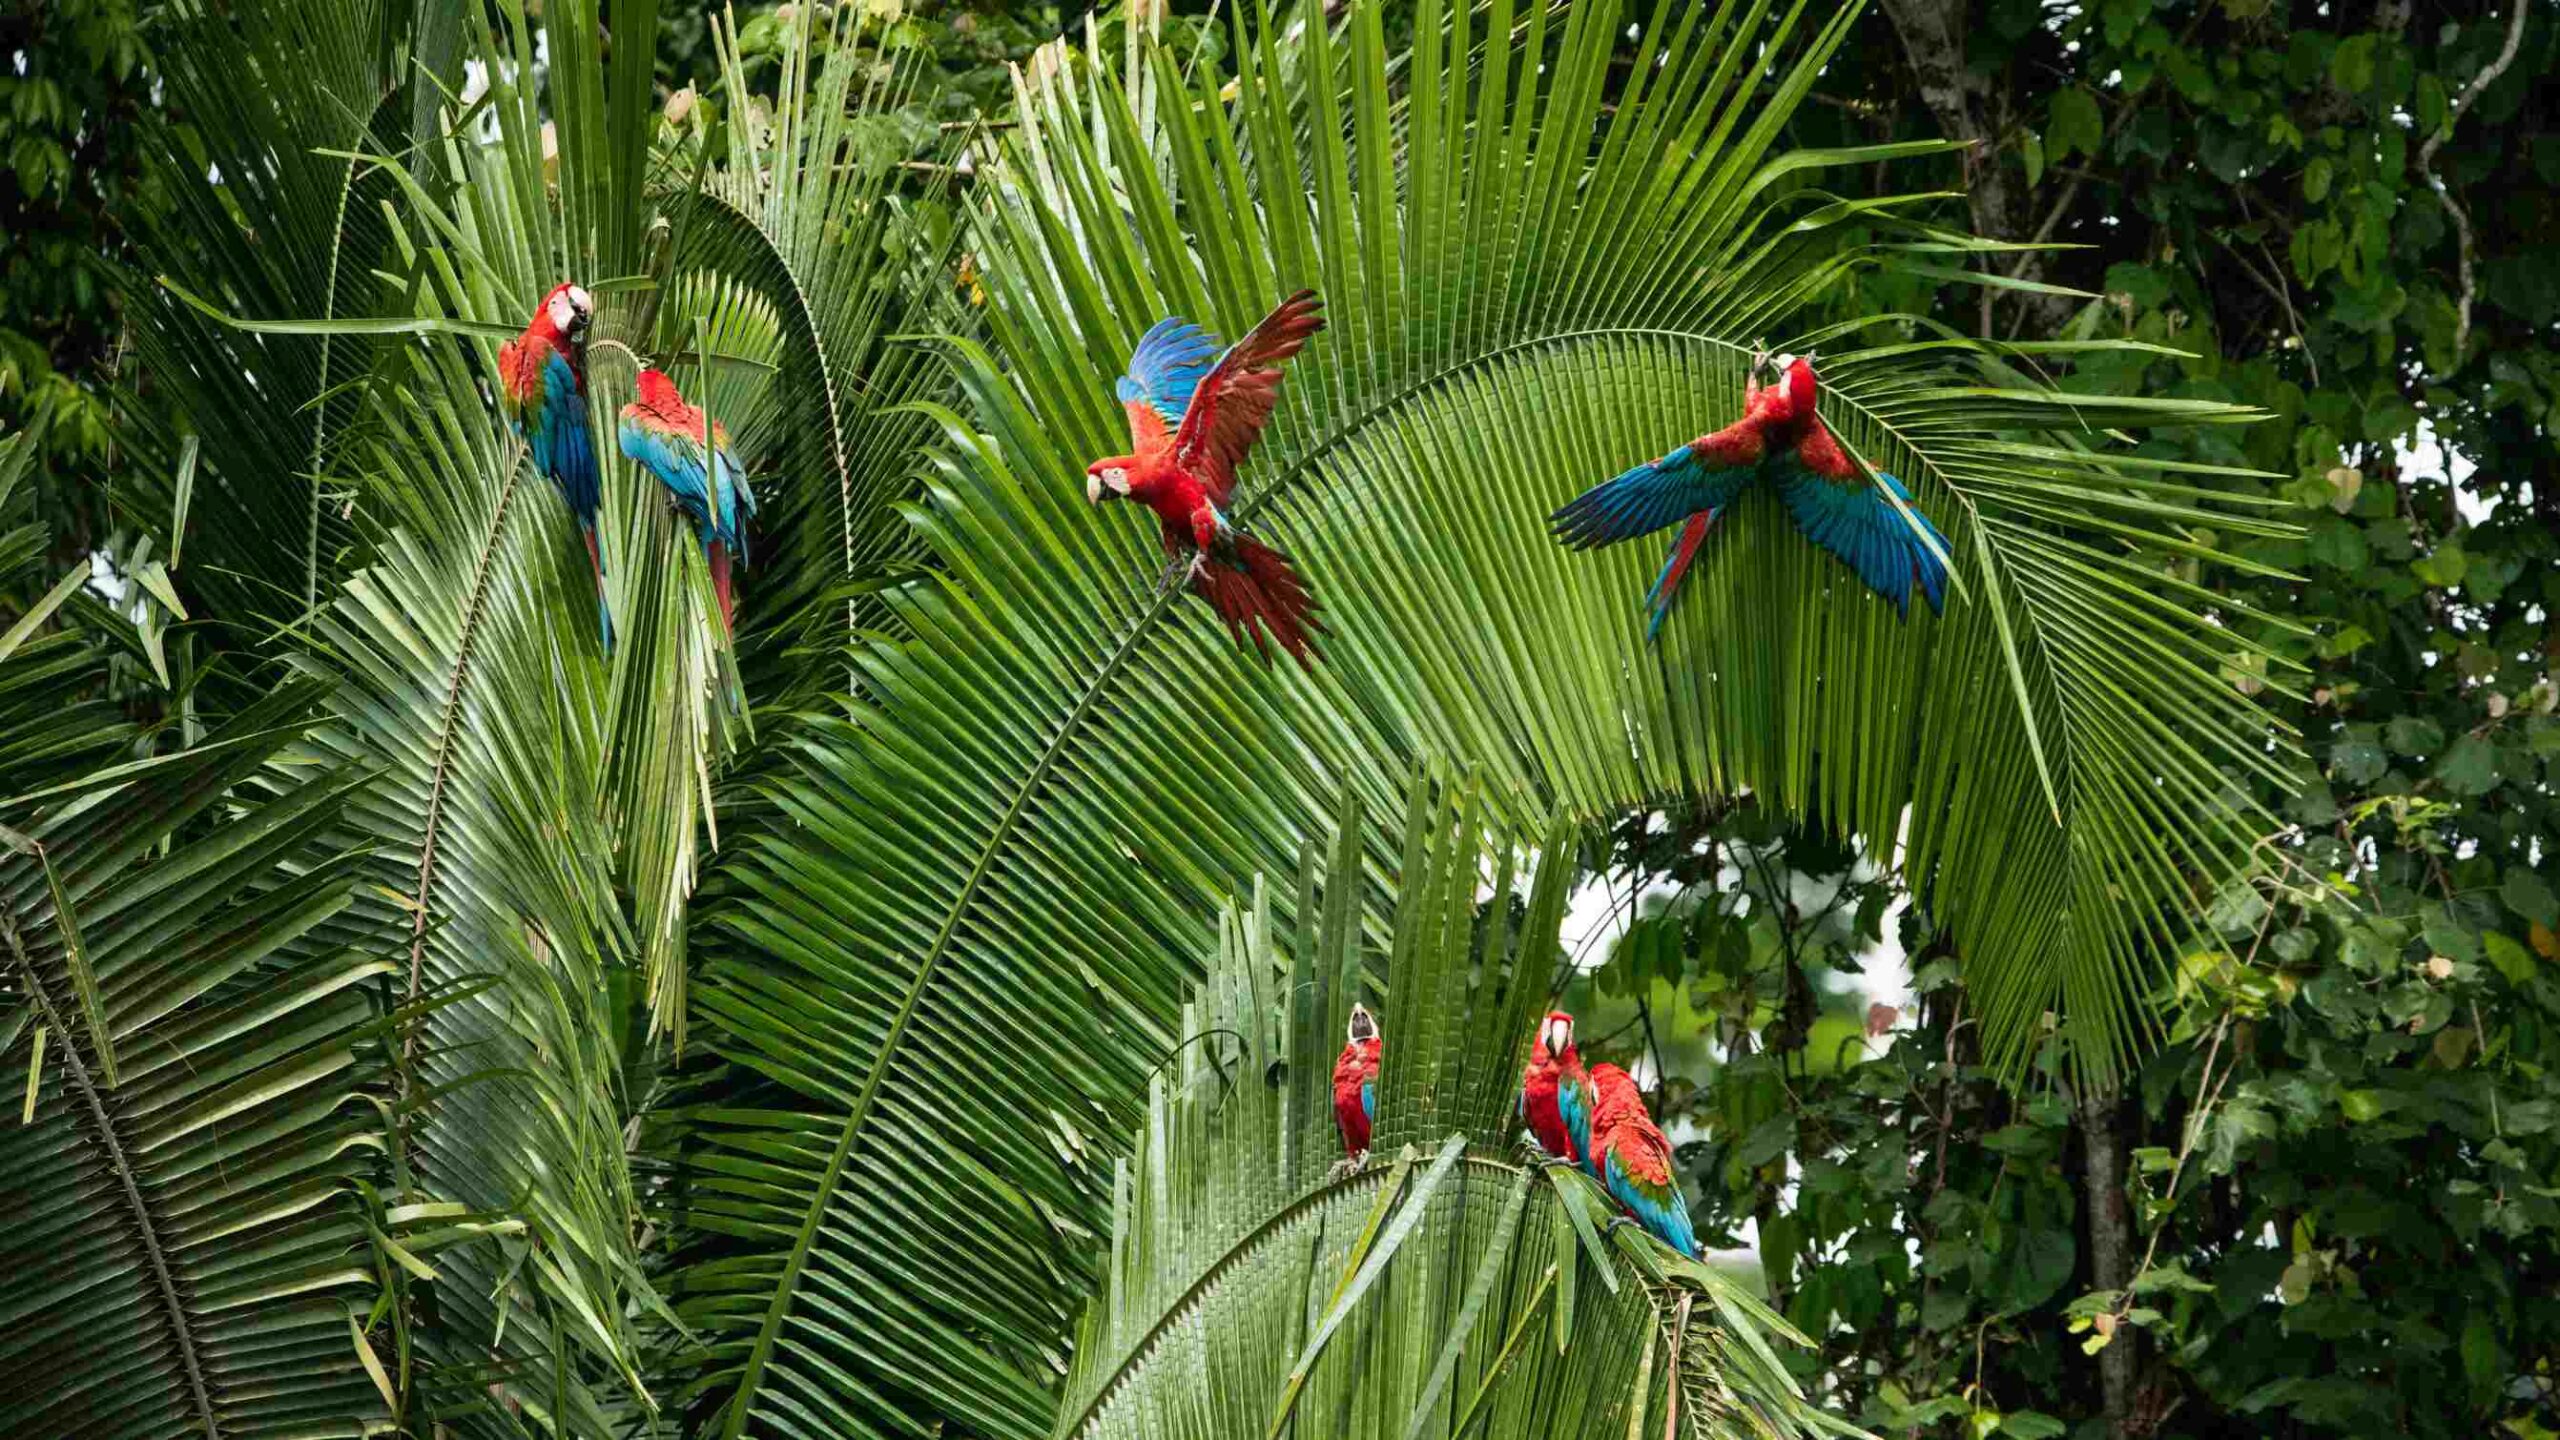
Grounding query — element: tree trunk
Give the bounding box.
[2080,1085,2137,1439]
[1872,0,2079,337]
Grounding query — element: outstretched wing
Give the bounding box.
[1118,317,1220,458]
[1174,290,1326,506]
[1549,417,1765,550]
[1772,419,1949,617]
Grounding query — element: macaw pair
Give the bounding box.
[1520,1010,1698,1258]
[498,281,757,645]
[1551,351,1951,637]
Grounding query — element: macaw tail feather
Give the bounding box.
[579,525,614,655]
[1549,445,1702,550]
[1197,534,1324,669]
[1643,509,1721,641]
[709,541,736,634]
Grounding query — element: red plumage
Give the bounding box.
[1088,291,1328,667]
[1519,1009,1593,1166]
[1332,1004,1381,1157]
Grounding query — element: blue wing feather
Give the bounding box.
[1772,459,1949,617]
[1604,1150,1701,1258]
[1551,443,1758,550]
[1118,317,1221,428]
[539,352,600,533]
[1361,1079,1374,1123]
[1558,1077,1592,1172]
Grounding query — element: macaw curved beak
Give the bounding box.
[1347,1004,1378,1044]
[1086,473,1106,504]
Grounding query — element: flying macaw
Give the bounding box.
[497,281,609,649]
[1549,352,1950,637]
[1519,1009,1596,1169]
[617,368,757,633]
[1331,1003,1381,1159]
[1085,290,1327,667]
[1585,1062,1699,1258]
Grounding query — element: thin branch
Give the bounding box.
[2416,0,2531,361]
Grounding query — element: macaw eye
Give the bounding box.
[1106,467,1128,485]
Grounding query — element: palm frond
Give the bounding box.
[122,0,685,1424]
[1059,777,1862,1440]
[678,0,2294,1432]
[0,639,389,1437]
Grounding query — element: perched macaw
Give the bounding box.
[1519,1009,1596,1169]
[497,281,610,649]
[1332,1003,1381,1158]
[1585,1063,1699,1258]
[1085,290,1327,667]
[1549,352,1950,636]
[617,368,758,633]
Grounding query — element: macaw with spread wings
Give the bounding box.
[1084,291,1327,667]
[1550,352,1950,636]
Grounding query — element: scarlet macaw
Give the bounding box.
[617,368,757,633]
[1519,1009,1596,1169]
[1085,291,1327,667]
[1550,352,1949,636]
[1331,1003,1381,1159]
[498,281,609,648]
[1585,1062,1699,1258]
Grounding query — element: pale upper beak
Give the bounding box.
[1086,473,1105,504]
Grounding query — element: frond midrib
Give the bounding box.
[1057,1152,1538,1440]
[3,911,219,1439]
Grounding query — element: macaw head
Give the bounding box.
[1346,1003,1378,1046]
[1764,351,1818,416]
[542,282,594,341]
[1534,1010,1576,1062]
[1085,455,1136,504]
[635,368,683,409]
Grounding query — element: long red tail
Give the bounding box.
[1196,535,1324,668]
[709,541,736,634]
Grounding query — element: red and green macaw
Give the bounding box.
[1332,1003,1380,1158]
[1085,290,1327,667]
[1550,352,1949,637]
[498,281,610,649]
[617,368,757,633]
[1585,1062,1699,1258]
[1519,1009,1596,1168]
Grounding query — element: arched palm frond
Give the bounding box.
[677,0,2298,1433]
[0,423,395,1437]
[1061,776,1865,1440]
